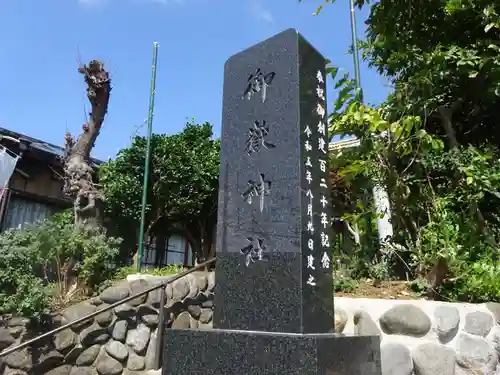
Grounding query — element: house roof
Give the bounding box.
[329,138,360,152]
[0,127,103,166]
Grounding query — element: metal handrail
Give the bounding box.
[0,257,217,370]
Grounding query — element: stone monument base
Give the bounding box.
[162,328,381,375]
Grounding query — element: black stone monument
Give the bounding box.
[163,29,382,375]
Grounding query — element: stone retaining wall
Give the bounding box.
[334,297,500,375]
[0,271,215,375]
[3,271,500,375]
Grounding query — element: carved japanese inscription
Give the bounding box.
[240,69,277,267]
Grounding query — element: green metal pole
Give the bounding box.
[137,42,159,272]
[349,0,362,99]
[348,0,373,247]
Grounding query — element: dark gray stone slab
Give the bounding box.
[214,252,334,333]
[215,28,334,333]
[163,328,382,375]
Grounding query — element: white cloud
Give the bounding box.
[248,0,274,23]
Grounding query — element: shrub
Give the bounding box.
[113,264,184,280]
[0,230,51,319]
[333,277,359,293]
[0,210,122,318]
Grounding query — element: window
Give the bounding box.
[166,234,191,266]
[141,233,193,268]
[2,196,60,232]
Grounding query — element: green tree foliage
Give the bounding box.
[0,210,121,318]
[99,121,220,262]
[305,0,500,301]
[363,0,500,147]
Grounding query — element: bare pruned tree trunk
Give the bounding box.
[63,60,111,229]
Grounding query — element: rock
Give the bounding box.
[128,279,150,306]
[138,304,159,327]
[114,303,137,319]
[62,302,96,330]
[7,318,29,327]
[0,328,15,351]
[52,314,68,326]
[35,350,64,372]
[79,323,110,346]
[144,329,157,370]
[111,320,128,342]
[489,326,500,354]
[185,274,199,298]
[122,370,149,375]
[380,342,413,375]
[199,308,213,324]
[95,349,123,375]
[89,297,103,306]
[354,310,381,336]
[165,283,173,300]
[199,321,213,330]
[69,367,94,375]
[412,342,455,375]
[64,345,84,364]
[4,367,27,375]
[44,365,72,375]
[190,316,199,329]
[454,365,475,375]
[486,303,500,324]
[126,348,145,371]
[456,333,498,373]
[8,326,24,338]
[207,272,215,292]
[126,323,151,354]
[165,300,184,316]
[187,304,202,319]
[464,311,493,337]
[379,304,431,337]
[201,295,213,309]
[173,311,191,329]
[53,328,77,353]
[195,273,208,292]
[172,279,190,301]
[434,305,460,343]
[140,314,159,327]
[95,304,113,327]
[194,292,208,304]
[105,340,129,362]
[4,348,32,371]
[100,284,130,304]
[146,285,162,308]
[75,344,101,366]
[334,308,348,333]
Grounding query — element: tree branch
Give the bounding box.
[63,60,111,229]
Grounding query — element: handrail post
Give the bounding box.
[155,285,166,370]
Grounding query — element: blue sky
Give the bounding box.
[0,0,390,160]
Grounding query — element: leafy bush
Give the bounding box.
[0,232,51,319]
[113,264,184,280]
[333,277,359,293]
[0,210,122,318]
[149,264,184,275]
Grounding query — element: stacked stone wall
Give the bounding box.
[0,272,214,375]
[3,272,500,374]
[334,297,500,375]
